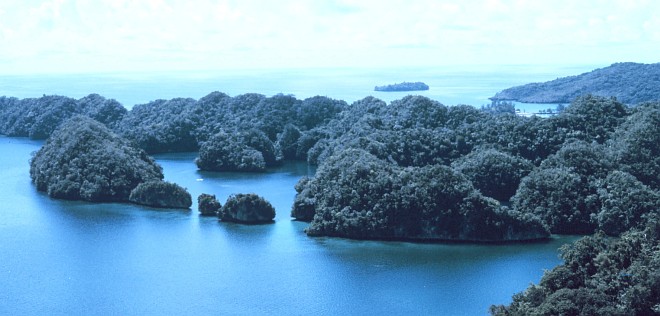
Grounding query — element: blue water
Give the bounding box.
[0,137,578,315]
[0,66,590,315]
[0,65,595,108]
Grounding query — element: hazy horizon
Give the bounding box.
[1,0,659,75]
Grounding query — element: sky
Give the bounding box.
[1,0,659,74]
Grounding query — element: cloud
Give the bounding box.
[0,0,658,74]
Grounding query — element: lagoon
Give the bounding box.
[0,136,578,315]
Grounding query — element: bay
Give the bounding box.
[0,136,578,315]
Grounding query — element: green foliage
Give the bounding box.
[492,62,660,104]
[195,129,278,172]
[470,95,626,164]
[294,149,549,241]
[29,116,163,202]
[562,94,628,143]
[491,221,660,315]
[185,92,345,165]
[276,124,302,160]
[608,105,660,189]
[219,193,276,223]
[595,171,660,236]
[452,147,534,201]
[304,96,465,166]
[129,181,192,209]
[296,96,347,130]
[198,193,222,216]
[513,141,620,234]
[77,94,127,129]
[0,94,126,139]
[513,167,595,234]
[115,98,198,153]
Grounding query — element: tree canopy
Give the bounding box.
[129,181,192,209]
[294,149,549,242]
[490,220,660,316]
[30,116,163,202]
[0,94,126,139]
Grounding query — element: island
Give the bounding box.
[29,115,192,208]
[491,62,660,104]
[374,81,429,92]
[129,181,192,209]
[219,193,276,224]
[198,193,222,216]
[294,148,549,242]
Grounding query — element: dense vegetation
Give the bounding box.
[115,98,198,153]
[4,69,660,312]
[293,149,549,241]
[451,148,534,201]
[219,193,276,223]
[129,181,192,209]
[291,94,658,242]
[0,94,126,139]
[490,220,660,315]
[491,62,660,104]
[198,193,222,216]
[195,129,278,172]
[9,89,657,240]
[29,116,163,202]
[374,81,429,92]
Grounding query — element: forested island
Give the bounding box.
[374,81,429,92]
[2,70,660,313]
[491,62,660,104]
[29,116,192,208]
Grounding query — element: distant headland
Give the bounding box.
[491,62,660,105]
[374,81,429,92]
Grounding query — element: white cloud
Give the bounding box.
[0,0,658,74]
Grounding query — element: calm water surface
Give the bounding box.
[0,137,578,315]
[0,65,596,108]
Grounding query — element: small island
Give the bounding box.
[29,115,192,208]
[198,193,222,216]
[219,193,276,224]
[374,81,429,92]
[129,181,192,209]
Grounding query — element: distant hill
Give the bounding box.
[491,62,660,105]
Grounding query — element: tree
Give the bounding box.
[491,222,660,315]
[452,148,534,201]
[195,129,278,172]
[512,167,596,234]
[608,105,660,189]
[594,171,660,235]
[115,98,198,153]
